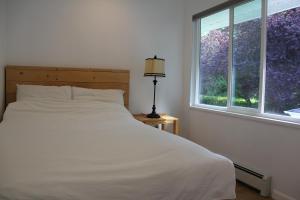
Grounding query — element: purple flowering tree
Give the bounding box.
[265,7,300,114]
[199,7,300,113]
[233,19,261,107]
[200,28,229,99]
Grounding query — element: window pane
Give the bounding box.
[199,10,229,106]
[232,0,261,108]
[265,0,300,117]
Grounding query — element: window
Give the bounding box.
[232,0,261,109]
[265,0,300,115]
[192,0,300,123]
[199,10,229,107]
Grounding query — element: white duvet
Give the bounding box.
[0,100,236,200]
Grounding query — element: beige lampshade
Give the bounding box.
[144,56,166,77]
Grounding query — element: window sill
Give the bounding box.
[189,104,300,129]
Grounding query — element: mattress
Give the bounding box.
[0,100,236,200]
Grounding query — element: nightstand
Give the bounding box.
[133,113,179,135]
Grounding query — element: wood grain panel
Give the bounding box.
[5,66,130,109]
[6,70,129,83]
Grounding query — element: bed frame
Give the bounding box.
[5,66,130,108]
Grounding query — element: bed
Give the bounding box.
[0,66,236,200]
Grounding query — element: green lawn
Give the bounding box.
[201,95,259,108]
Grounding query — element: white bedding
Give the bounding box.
[0,100,236,200]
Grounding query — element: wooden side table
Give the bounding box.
[133,113,179,135]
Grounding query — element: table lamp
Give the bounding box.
[144,55,165,118]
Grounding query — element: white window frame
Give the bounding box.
[190,0,300,127]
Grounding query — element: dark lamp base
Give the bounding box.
[147,112,161,118]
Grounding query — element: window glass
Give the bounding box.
[199,10,229,106]
[265,0,300,116]
[232,0,261,108]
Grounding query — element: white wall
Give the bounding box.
[6,0,184,118]
[0,0,6,118]
[183,0,300,199]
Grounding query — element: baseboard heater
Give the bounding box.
[234,163,271,197]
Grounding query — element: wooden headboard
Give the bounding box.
[5,66,130,108]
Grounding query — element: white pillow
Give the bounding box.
[72,87,124,105]
[17,84,72,101]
